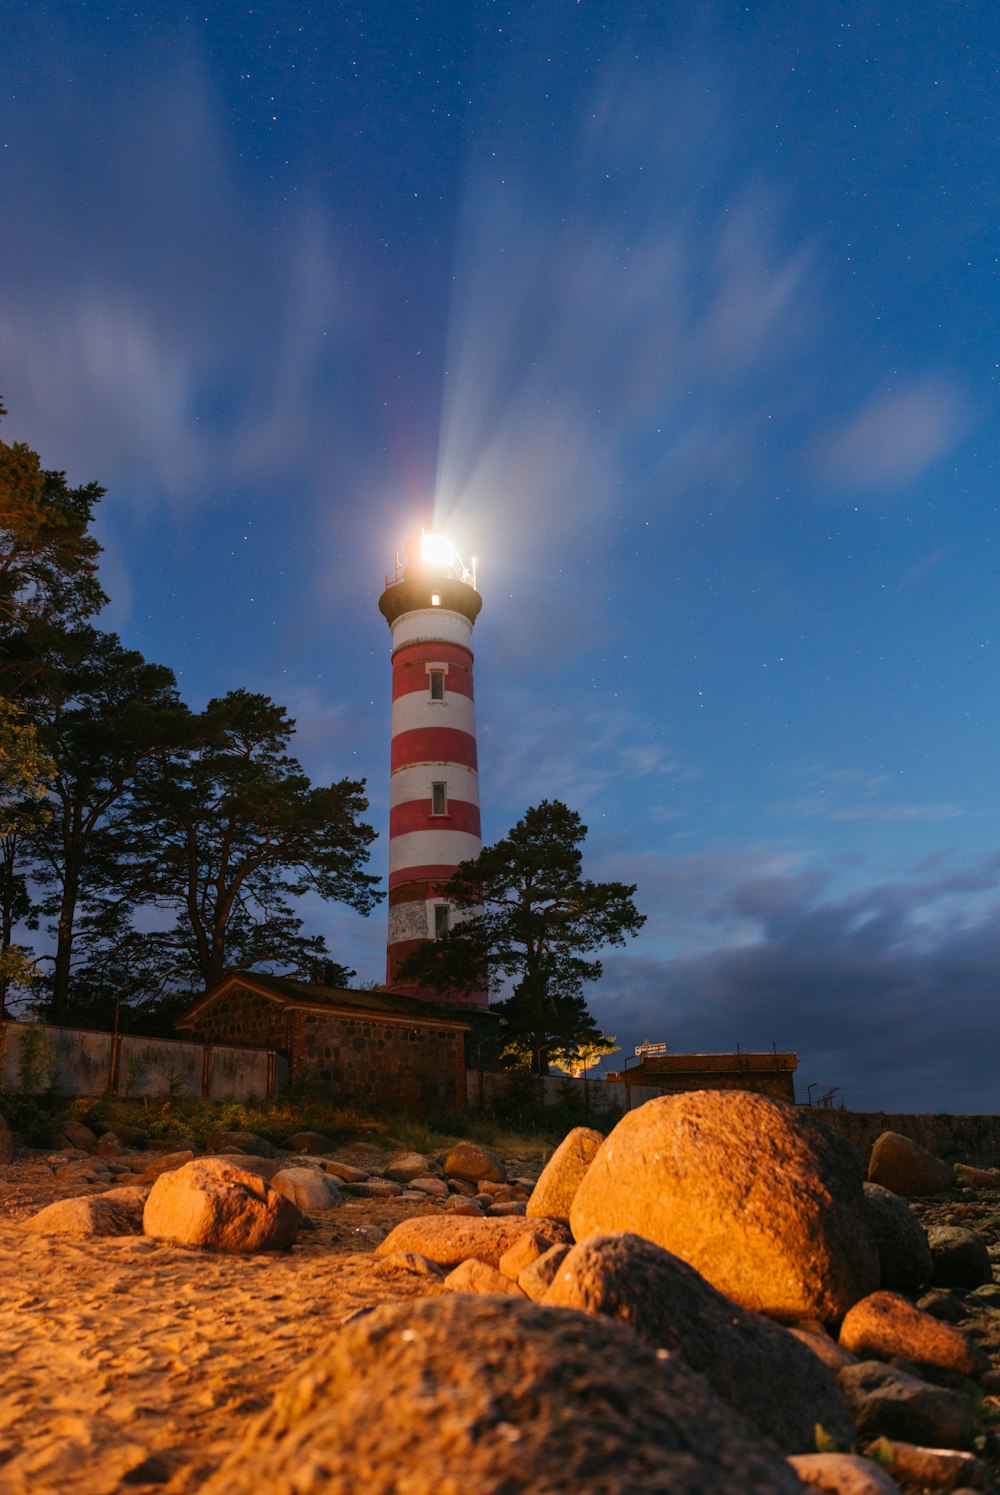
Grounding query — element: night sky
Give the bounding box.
[2,2,998,1110]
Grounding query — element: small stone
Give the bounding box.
[498,1223,570,1282]
[838,1361,972,1448]
[487,1200,526,1216]
[444,1197,484,1216]
[442,1141,506,1184]
[927,1227,994,1289]
[916,1290,968,1325]
[408,1175,449,1197]
[953,1164,999,1190]
[865,1438,994,1493]
[788,1323,858,1374]
[338,1179,404,1198]
[373,1251,445,1278]
[789,1452,901,1495]
[91,1131,123,1157]
[376,1214,563,1269]
[270,1167,343,1212]
[321,1160,369,1183]
[285,1130,338,1154]
[24,1195,139,1237]
[448,1177,477,1196]
[839,1292,986,1380]
[203,1130,276,1158]
[518,1242,571,1301]
[444,1259,525,1296]
[138,1149,196,1183]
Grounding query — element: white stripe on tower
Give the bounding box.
[378,530,486,1007]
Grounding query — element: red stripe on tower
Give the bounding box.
[378,528,486,1007]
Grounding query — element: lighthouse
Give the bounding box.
[379,528,486,1007]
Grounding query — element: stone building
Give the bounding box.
[176,971,472,1111]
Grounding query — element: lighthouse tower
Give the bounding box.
[379,528,486,1007]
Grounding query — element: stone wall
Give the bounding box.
[292,1010,466,1110]
[185,986,291,1050]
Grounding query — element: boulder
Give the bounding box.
[442,1140,506,1184]
[198,1296,804,1495]
[384,1151,440,1184]
[375,1214,569,1269]
[866,1133,952,1197]
[788,1322,858,1374]
[143,1158,303,1252]
[570,1091,879,1322]
[789,1453,901,1495]
[24,1194,139,1237]
[443,1258,525,1295]
[527,1125,604,1223]
[927,1226,994,1289]
[838,1291,986,1380]
[285,1130,337,1154]
[62,1118,98,1151]
[0,1113,12,1165]
[92,1131,123,1157]
[203,1130,276,1157]
[865,1439,994,1494]
[138,1149,196,1184]
[97,1184,150,1231]
[838,1361,972,1448]
[269,1166,343,1212]
[862,1183,933,1291]
[544,1231,853,1454]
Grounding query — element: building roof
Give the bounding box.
[607,1051,798,1081]
[176,969,476,1031]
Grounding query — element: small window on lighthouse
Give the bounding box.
[429,669,445,701]
[431,781,447,816]
[433,904,450,940]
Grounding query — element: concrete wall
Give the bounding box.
[466,1069,665,1114]
[0,1021,282,1101]
[816,1110,1000,1171]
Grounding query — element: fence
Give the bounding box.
[0,1021,286,1101]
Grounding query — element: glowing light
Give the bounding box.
[431,593,441,606]
[420,530,463,573]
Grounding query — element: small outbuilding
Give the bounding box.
[607,1049,798,1103]
[176,971,472,1111]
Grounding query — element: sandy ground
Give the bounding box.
[0,1147,453,1495]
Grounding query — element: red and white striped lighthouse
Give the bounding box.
[379,528,486,1007]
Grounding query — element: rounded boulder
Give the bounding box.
[143,1157,302,1252]
[570,1090,879,1322]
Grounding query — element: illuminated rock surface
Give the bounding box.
[143,1157,303,1252]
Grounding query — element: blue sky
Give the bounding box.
[2,1,998,1109]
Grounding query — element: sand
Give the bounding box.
[0,1150,450,1495]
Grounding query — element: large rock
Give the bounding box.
[199,1296,804,1495]
[927,1225,994,1288]
[62,1117,99,1150]
[570,1091,879,1321]
[442,1140,506,1184]
[526,1125,604,1223]
[866,1133,952,1197]
[862,1183,932,1291]
[838,1361,972,1448]
[24,1194,139,1237]
[143,1158,303,1252]
[544,1232,854,1454]
[375,1213,568,1269]
[838,1291,986,1380]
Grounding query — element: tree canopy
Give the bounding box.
[120,689,380,991]
[397,799,645,1074]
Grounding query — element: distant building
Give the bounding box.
[176,971,472,1111]
[606,1049,797,1103]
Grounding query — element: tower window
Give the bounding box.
[433,904,450,940]
[431,781,447,816]
[428,669,445,701]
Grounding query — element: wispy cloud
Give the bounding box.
[773,763,963,826]
[810,377,969,493]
